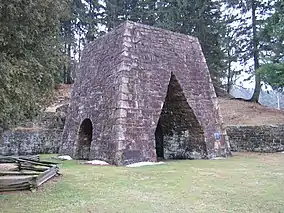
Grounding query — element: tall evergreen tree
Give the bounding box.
[103,0,156,30]
[0,0,69,128]
[60,0,88,83]
[220,11,242,93]
[85,0,103,42]
[102,0,226,92]
[258,0,284,90]
[154,0,226,93]
[225,0,274,102]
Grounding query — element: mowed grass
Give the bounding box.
[1,153,284,213]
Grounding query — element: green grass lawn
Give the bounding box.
[1,153,284,213]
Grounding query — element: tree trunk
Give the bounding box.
[250,0,261,102]
[147,1,156,25]
[66,43,73,84]
[78,30,81,62]
[64,42,68,84]
[227,48,232,94]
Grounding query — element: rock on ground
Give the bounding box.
[84,160,109,165]
[126,161,164,168]
[57,155,72,160]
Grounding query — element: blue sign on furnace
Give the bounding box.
[214,132,221,140]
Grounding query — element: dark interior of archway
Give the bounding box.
[155,73,206,160]
[155,120,164,160]
[77,119,93,160]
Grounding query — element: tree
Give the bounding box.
[249,0,262,101]
[103,0,157,31]
[259,63,284,90]
[220,11,242,93]
[0,0,69,129]
[225,0,274,102]
[60,0,88,83]
[154,0,226,93]
[258,0,284,90]
[99,0,226,93]
[85,0,104,42]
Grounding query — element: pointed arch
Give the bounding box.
[155,73,207,159]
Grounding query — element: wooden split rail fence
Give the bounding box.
[0,155,60,192]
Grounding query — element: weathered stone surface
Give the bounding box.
[156,74,206,160]
[60,21,231,165]
[0,104,67,156]
[227,125,284,152]
[0,128,62,155]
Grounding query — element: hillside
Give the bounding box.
[45,84,72,113]
[219,98,284,126]
[49,84,284,127]
[230,85,284,110]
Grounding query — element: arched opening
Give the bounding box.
[155,73,206,160]
[77,119,93,160]
[155,120,164,160]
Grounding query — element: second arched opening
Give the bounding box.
[77,118,93,160]
[155,73,207,160]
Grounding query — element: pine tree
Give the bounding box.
[154,0,226,93]
[104,0,124,30]
[220,11,242,93]
[103,0,156,30]
[0,0,69,128]
[60,0,88,83]
[85,0,103,42]
[225,0,274,102]
[258,0,284,90]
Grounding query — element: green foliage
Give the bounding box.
[220,11,242,93]
[224,0,275,101]
[60,0,87,83]
[261,2,284,62]
[2,0,283,128]
[258,0,284,90]
[102,0,157,30]
[154,0,226,90]
[258,63,284,90]
[101,0,226,91]
[0,0,69,128]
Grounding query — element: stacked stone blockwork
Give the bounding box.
[227,125,284,152]
[60,21,231,165]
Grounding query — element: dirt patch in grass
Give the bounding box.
[218,98,284,126]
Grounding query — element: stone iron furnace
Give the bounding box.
[60,21,231,165]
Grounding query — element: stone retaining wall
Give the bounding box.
[2,122,284,156]
[0,104,66,156]
[226,125,284,152]
[0,128,62,156]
